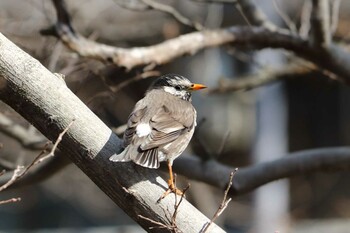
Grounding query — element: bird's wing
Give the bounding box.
[139,105,195,150]
[123,106,147,147]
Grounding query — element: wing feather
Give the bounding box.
[123,106,147,147]
[140,105,194,151]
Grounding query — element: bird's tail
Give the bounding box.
[109,147,131,162]
[109,146,160,169]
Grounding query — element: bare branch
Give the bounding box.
[200,169,238,233]
[109,70,160,93]
[34,119,75,164]
[272,0,298,34]
[0,170,5,176]
[0,153,70,189]
[299,0,312,38]
[141,0,204,30]
[0,113,47,150]
[138,214,170,230]
[330,0,342,35]
[310,0,331,47]
[172,147,350,196]
[216,130,230,157]
[0,120,74,192]
[42,0,290,71]
[207,63,313,94]
[138,185,189,232]
[0,115,71,188]
[170,185,190,232]
[0,165,24,192]
[52,0,75,34]
[48,41,64,71]
[235,0,277,30]
[0,197,21,205]
[42,0,350,82]
[113,0,150,11]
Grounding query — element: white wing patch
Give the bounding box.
[136,123,152,137]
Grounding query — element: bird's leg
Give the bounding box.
[166,160,183,195]
[158,160,183,202]
[167,160,175,189]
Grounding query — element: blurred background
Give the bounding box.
[1,0,350,232]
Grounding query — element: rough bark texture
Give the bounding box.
[0,33,225,233]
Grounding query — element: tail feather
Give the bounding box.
[109,147,131,162]
[134,148,159,169]
[109,146,160,169]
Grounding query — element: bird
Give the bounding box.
[109,74,206,198]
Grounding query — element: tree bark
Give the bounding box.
[0,33,225,233]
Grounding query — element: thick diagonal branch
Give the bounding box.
[0,33,225,233]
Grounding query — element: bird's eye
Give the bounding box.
[175,85,181,91]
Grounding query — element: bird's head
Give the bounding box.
[150,74,207,101]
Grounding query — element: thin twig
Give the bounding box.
[200,169,238,233]
[330,0,342,35]
[0,197,21,205]
[139,179,189,232]
[0,119,75,192]
[216,130,231,157]
[138,214,169,230]
[299,0,312,38]
[0,170,5,177]
[171,184,190,226]
[0,165,25,192]
[113,0,150,11]
[34,119,75,164]
[0,113,47,150]
[110,70,160,93]
[85,70,160,106]
[235,0,277,30]
[48,41,64,71]
[141,0,204,30]
[208,62,313,94]
[272,0,298,34]
[115,0,204,30]
[310,0,331,47]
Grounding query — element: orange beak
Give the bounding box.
[190,83,207,91]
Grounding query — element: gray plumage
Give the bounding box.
[109,74,200,169]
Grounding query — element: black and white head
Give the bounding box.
[150,74,206,101]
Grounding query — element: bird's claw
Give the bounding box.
[157,180,185,203]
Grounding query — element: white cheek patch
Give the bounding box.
[163,86,186,98]
[163,86,176,95]
[136,123,152,137]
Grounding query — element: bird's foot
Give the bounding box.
[157,180,185,203]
